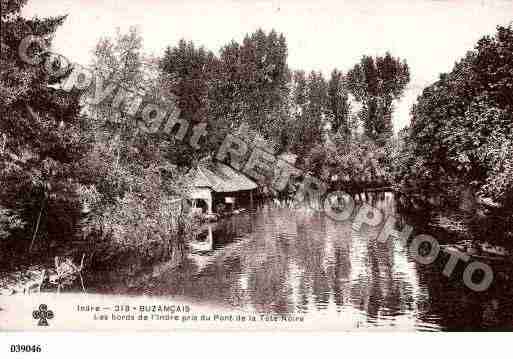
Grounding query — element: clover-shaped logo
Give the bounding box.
[33,304,54,326]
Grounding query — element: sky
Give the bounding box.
[22,0,513,130]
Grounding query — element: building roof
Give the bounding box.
[192,162,258,193]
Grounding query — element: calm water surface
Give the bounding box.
[130,193,513,331]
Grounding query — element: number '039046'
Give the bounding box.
[10,345,42,353]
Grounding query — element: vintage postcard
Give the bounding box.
[1,0,513,334]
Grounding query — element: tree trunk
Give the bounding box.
[29,199,44,252]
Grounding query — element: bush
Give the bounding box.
[79,164,193,268]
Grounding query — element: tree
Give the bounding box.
[288,70,329,158]
[398,25,513,210]
[327,69,350,137]
[79,28,193,261]
[160,39,216,126]
[212,29,290,144]
[0,0,85,247]
[347,53,410,142]
[82,26,151,202]
[161,38,233,165]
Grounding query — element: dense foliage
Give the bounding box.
[0,0,411,269]
[1,0,84,250]
[396,26,513,210]
[347,54,410,144]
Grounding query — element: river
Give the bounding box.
[99,192,513,331]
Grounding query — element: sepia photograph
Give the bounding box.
[1,0,513,337]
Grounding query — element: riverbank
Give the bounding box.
[3,199,513,330]
[0,212,201,296]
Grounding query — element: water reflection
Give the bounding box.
[139,193,513,331]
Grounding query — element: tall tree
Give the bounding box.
[327,69,350,137]
[214,29,290,143]
[347,53,409,142]
[160,39,225,163]
[398,25,513,209]
[160,39,216,126]
[287,70,330,158]
[0,0,84,246]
